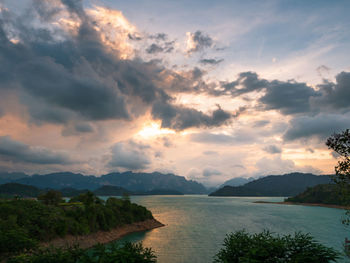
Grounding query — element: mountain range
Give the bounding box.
[209,173,332,197]
[0,183,184,198]
[0,171,207,194]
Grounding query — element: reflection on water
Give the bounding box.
[110,195,348,263]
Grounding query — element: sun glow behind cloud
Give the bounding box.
[87,6,138,59]
[137,122,175,139]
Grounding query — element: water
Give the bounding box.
[112,195,348,263]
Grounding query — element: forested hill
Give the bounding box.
[101,172,206,193]
[285,184,345,205]
[209,173,332,197]
[0,192,155,258]
[0,183,185,198]
[1,171,207,194]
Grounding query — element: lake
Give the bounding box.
[113,195,348,263]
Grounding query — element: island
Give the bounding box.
[254,184,349,209]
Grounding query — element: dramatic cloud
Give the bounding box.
[258,81,319,114]
[186,30,213,53]
[151,103,232,130]
[109,140,151,170]
[216,72,268,97]
[316,71,350,110]
[0,0,232,131]
[0,136,72,164]
[283,114,350,141]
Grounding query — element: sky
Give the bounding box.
[0,0,349,186]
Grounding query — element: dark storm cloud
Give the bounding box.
[263,145,282,154]
[316,71,350,110]
[0,2,129,122]
[199,58,223,65]
[187,30,213,53]
[215,71,350,116]
[258,81,320,114]
[216,72,268,97]
[0,0,234,131]
[0,136,72,164]
[151,102,232,130]
[109,140,151,170]
[216,72,320,115]
[283,114,350,141]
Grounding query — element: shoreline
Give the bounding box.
[254,201,349,210]
[41,218,165,249]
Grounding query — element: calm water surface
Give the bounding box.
[112,195,348,263]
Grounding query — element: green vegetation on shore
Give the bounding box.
[0,183,184,198]
[285,184,346,206]
[214,230,339,263]
[0,191,153,259]
[209,173,332,197]
[7,242,156,263]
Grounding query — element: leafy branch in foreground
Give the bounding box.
[7,242,156,263]
[326,129,350,211]
[213,230,339,263]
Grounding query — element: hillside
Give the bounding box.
[285,184,346,205]
[209,173,332,197]
[93,185,131,196]
[0,183,42,197]
[0,172,28,183]
[14,172,100,190]
[0,183,185,198]
[9,171,207,194]
[101,172,206,194]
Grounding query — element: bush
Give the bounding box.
[7,242,156,263]
[213,230,339,263]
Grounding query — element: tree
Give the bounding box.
[38,190,63,206]
[326,129,350,213]
[213,230,338,263]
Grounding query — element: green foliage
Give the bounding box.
[326,129,350,216]
[285,184,345,205]
[213,230,339,263]
[7,242,156,263]
[0,193,154,258]
[0,183,42,198]
[38,190,64,206]
[209,173,331,197]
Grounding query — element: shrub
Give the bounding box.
[7,242,156,263]
[213,230,339,263]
